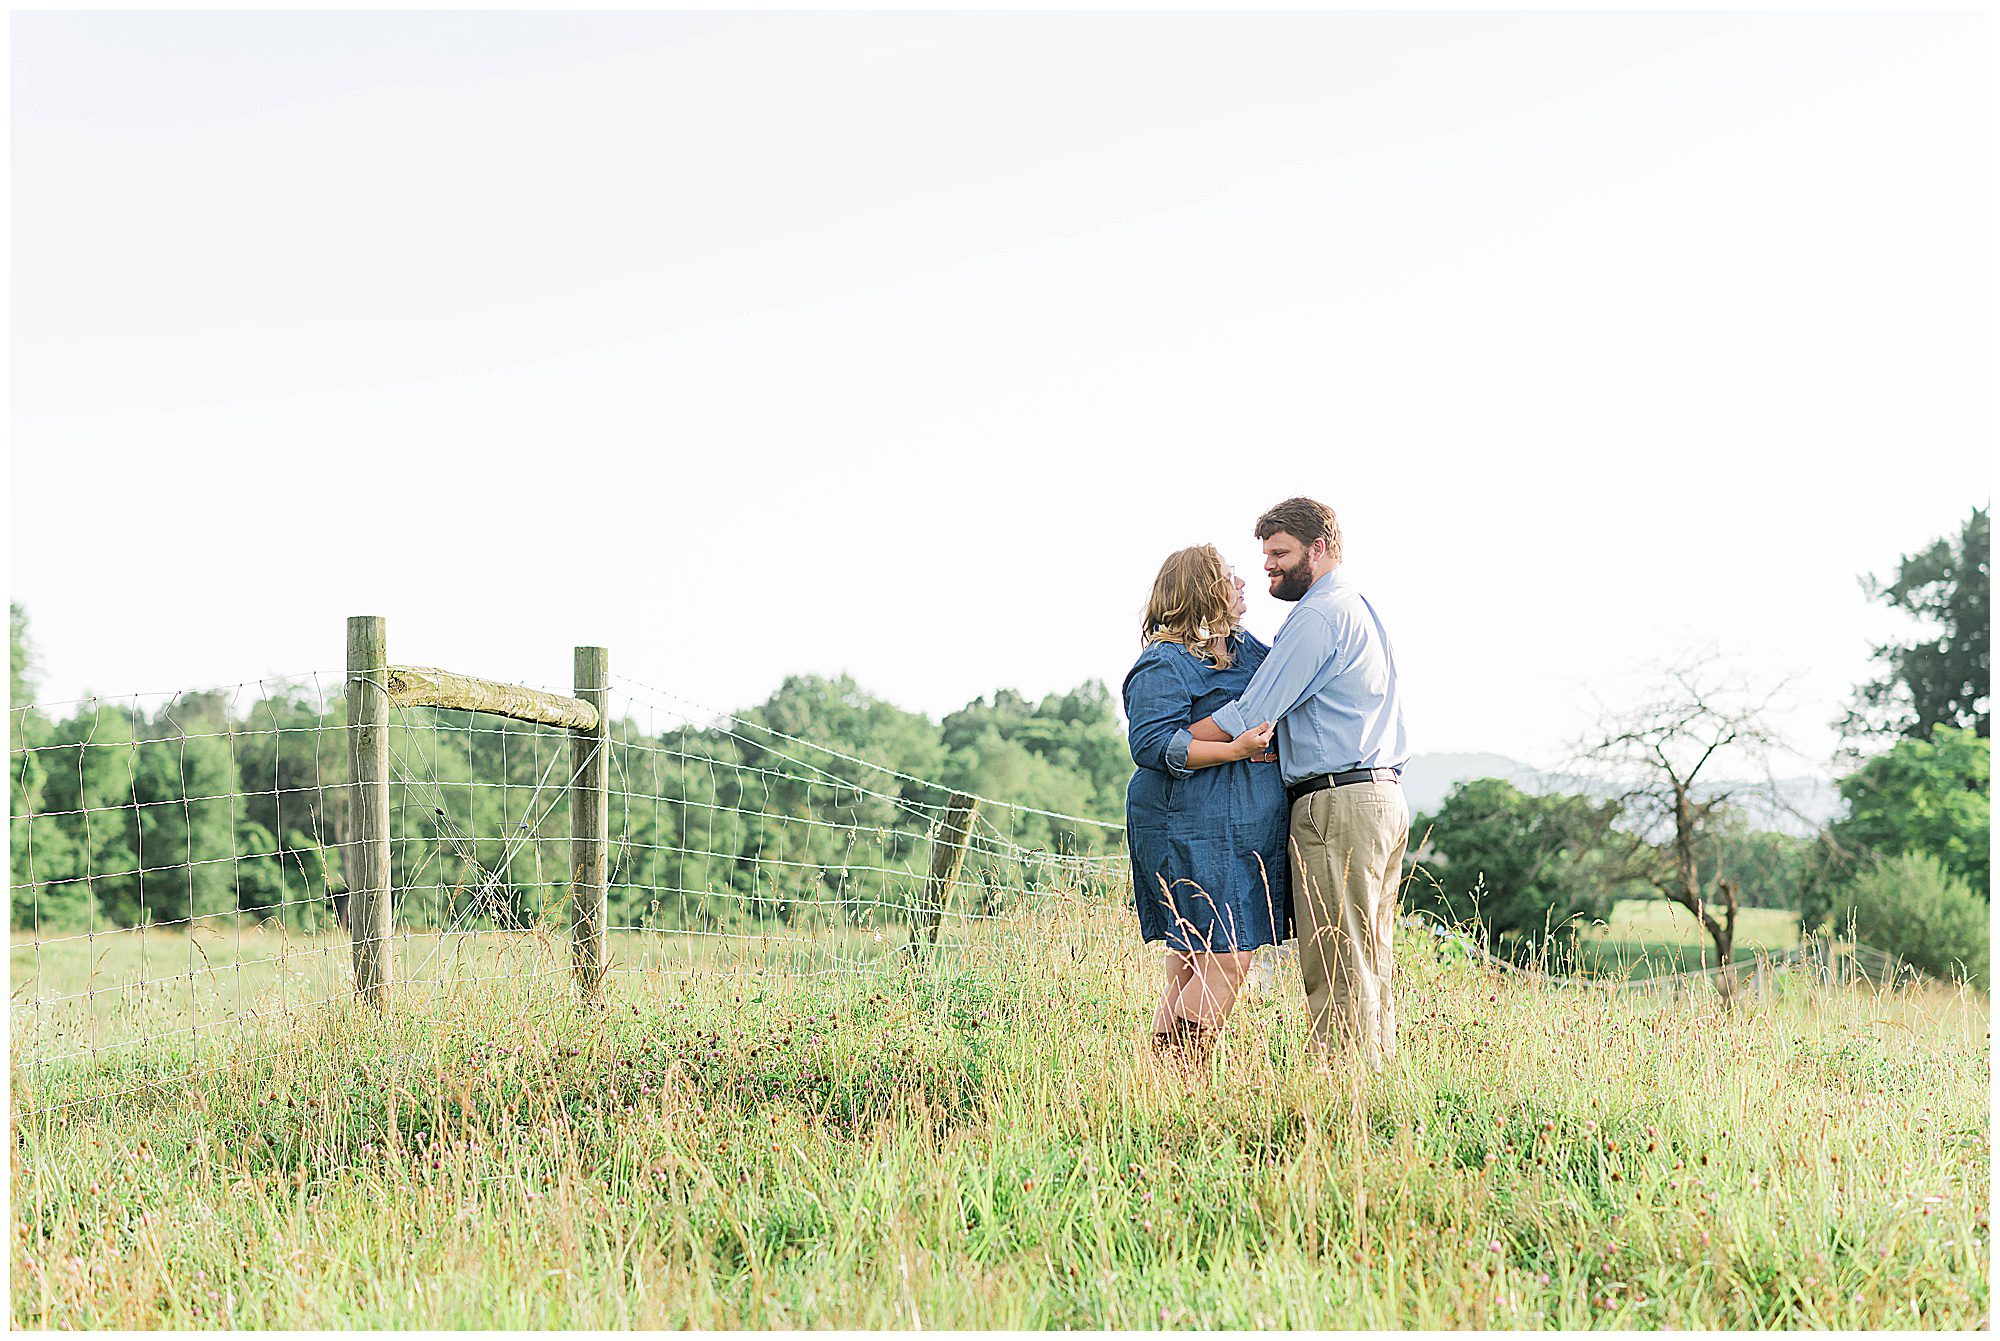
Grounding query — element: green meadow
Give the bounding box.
[9,913,1989,1329]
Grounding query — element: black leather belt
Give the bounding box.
[1287,768,1401,805]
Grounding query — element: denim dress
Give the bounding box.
[1123,633,1293,954]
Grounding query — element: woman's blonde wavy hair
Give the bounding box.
[1141,544,1240,670]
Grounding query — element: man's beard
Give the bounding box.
[1271,558,1315,602]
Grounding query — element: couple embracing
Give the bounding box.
[1123,497,1411,1071]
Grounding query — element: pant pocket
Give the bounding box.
[1296,792,1330,845]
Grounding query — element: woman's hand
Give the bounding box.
[1232,721,1275,761]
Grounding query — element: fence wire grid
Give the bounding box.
[8,667,1140,1116]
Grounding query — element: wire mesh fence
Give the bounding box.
[7,666,1136,1117]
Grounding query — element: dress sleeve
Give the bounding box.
[1123,649,1195,778]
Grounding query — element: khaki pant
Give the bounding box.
[1288,781,1410,1070]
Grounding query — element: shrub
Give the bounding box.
[1838,851,1989,988]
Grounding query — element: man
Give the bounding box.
[1188,496,1411,1070]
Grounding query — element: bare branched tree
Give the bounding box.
[1573,654,1807,1004]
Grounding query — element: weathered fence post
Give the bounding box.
[571,646,610,999]
[346,616,393,1007]
[912,793,980,954]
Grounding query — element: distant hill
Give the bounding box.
[1399,753,1842,837]
[1399,752,1538,817]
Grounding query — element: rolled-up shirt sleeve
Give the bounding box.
[1211,608,1338,737]
[1124,654,1196,779]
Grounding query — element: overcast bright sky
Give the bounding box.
[9,11,1990,773]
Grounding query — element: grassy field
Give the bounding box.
[1571,900,1802,980]
[9,911,1990,1328]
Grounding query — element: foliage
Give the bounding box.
[8,712,85,931]
[11,601,37,708]
[940,682,1127,856]
[1409,778,1635,955]
[1833,851,1989,988]
[1824,725,1990,910]
[9,606,1128,934]
[1842,506,1990,743]
[1696,817,1809,911]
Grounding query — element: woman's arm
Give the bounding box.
[1124,653,1198,777]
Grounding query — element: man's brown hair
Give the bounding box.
[1254,497,1343,567]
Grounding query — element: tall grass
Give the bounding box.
[10,914,1989,1328]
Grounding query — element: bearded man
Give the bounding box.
[1188,496,1411,1071]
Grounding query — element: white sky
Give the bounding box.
[9,11,1990,773]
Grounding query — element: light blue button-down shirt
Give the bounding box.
[1210,571,1410,786]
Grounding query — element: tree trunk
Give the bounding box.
[1711,877,1739,1005]
[1658,782,1743,1006]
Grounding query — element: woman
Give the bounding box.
[1123,544,1291,1058]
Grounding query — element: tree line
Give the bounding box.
[8,621,1132,938]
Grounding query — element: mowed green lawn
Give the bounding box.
[10,910,1990,1329]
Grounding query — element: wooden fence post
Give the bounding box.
[913,793,980,954]
[571,646,610,999]
[346,616,393,1008]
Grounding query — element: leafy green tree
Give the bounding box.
[10,607,86,929]
[1409,777,1632,957]
[1823,725,1989,911]
[34,702,146,924]
[231,820,288,917]
[1842,507,1990,743]
[730,675,949,925]
[229,688,347,926]
[1836,851,1988,987]
[940,684,1125,855]
[608,718,750,932]
[10,713,85,931]
[129,699,240,926]
[11,602,38,709]
[386,707,577,932]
